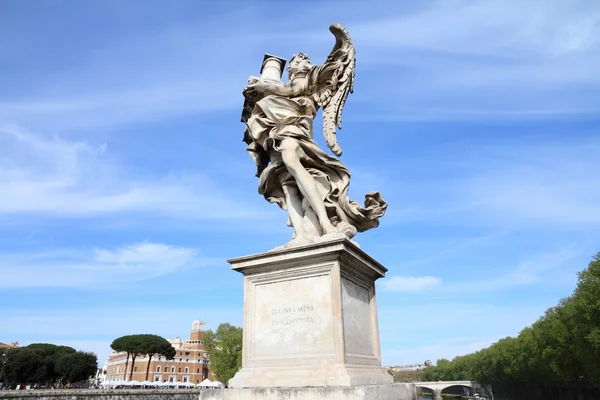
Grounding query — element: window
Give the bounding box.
[186,359,189,362]
[197,369,200,373]
[154,376,161,382]
[185,352,190,356]
[183,377,188,383]
[169,377,174,383]
[134,367,137,372]
[178,367,181,373]
[184,367,189,373]
[171,367,175,373]
[156,366,161,372]
[179,358,182,362]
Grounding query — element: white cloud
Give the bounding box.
[3,0,599,130]
[0,8,318,132]
[347,0,600,119]
[0,80,243,132]
[0,125,265,220]
[355,0,600,60]
[0,6,267,131]
[380,276,442,293]
[0,241,218,287]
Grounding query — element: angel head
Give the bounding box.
[288,52,312,79]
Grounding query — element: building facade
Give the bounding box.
[386,360,433,373]
[104,321,216,384]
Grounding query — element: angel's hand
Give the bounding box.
[246,79,270,94]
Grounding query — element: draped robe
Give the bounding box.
[242,74,387,235]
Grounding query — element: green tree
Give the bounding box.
[55,351,97,385]
[3,348,44,386]
[111,334,176,381]
[136,334,176,381]
[570,252,600,382]
[111,335,135,380]
[204,323,243,385]
[26,343,76,385]
[1,344,92,388]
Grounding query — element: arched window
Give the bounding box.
[156,366,161,372]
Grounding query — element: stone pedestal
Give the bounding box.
[227,238,393,389]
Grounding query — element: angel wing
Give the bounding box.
[308,23,356,157]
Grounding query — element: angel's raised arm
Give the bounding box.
[247,78,305,98]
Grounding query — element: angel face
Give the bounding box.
[288,52,311,79]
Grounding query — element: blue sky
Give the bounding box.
[1,0,599,367]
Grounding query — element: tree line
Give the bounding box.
[0,326,244,388]
[421,252,600,400]
[1,343,97,388]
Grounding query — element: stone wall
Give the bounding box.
[0,389,203,400]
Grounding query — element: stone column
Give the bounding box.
[434,389,443,400]
[241,53,287,123]
[260,54,287,81]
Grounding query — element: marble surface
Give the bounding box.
[227,238,392,388]
[253,274,335,358]
[241,24,387,249]
[342,278,373,357]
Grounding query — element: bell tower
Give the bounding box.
[190,320,206,342]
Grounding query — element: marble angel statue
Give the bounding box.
[241,23,387,248]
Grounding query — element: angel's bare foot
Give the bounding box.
[320,221,337,235]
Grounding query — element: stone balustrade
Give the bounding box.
[0,389,204,400]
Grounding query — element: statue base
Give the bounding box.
[198,384,415,400]
[227,238,393,388]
